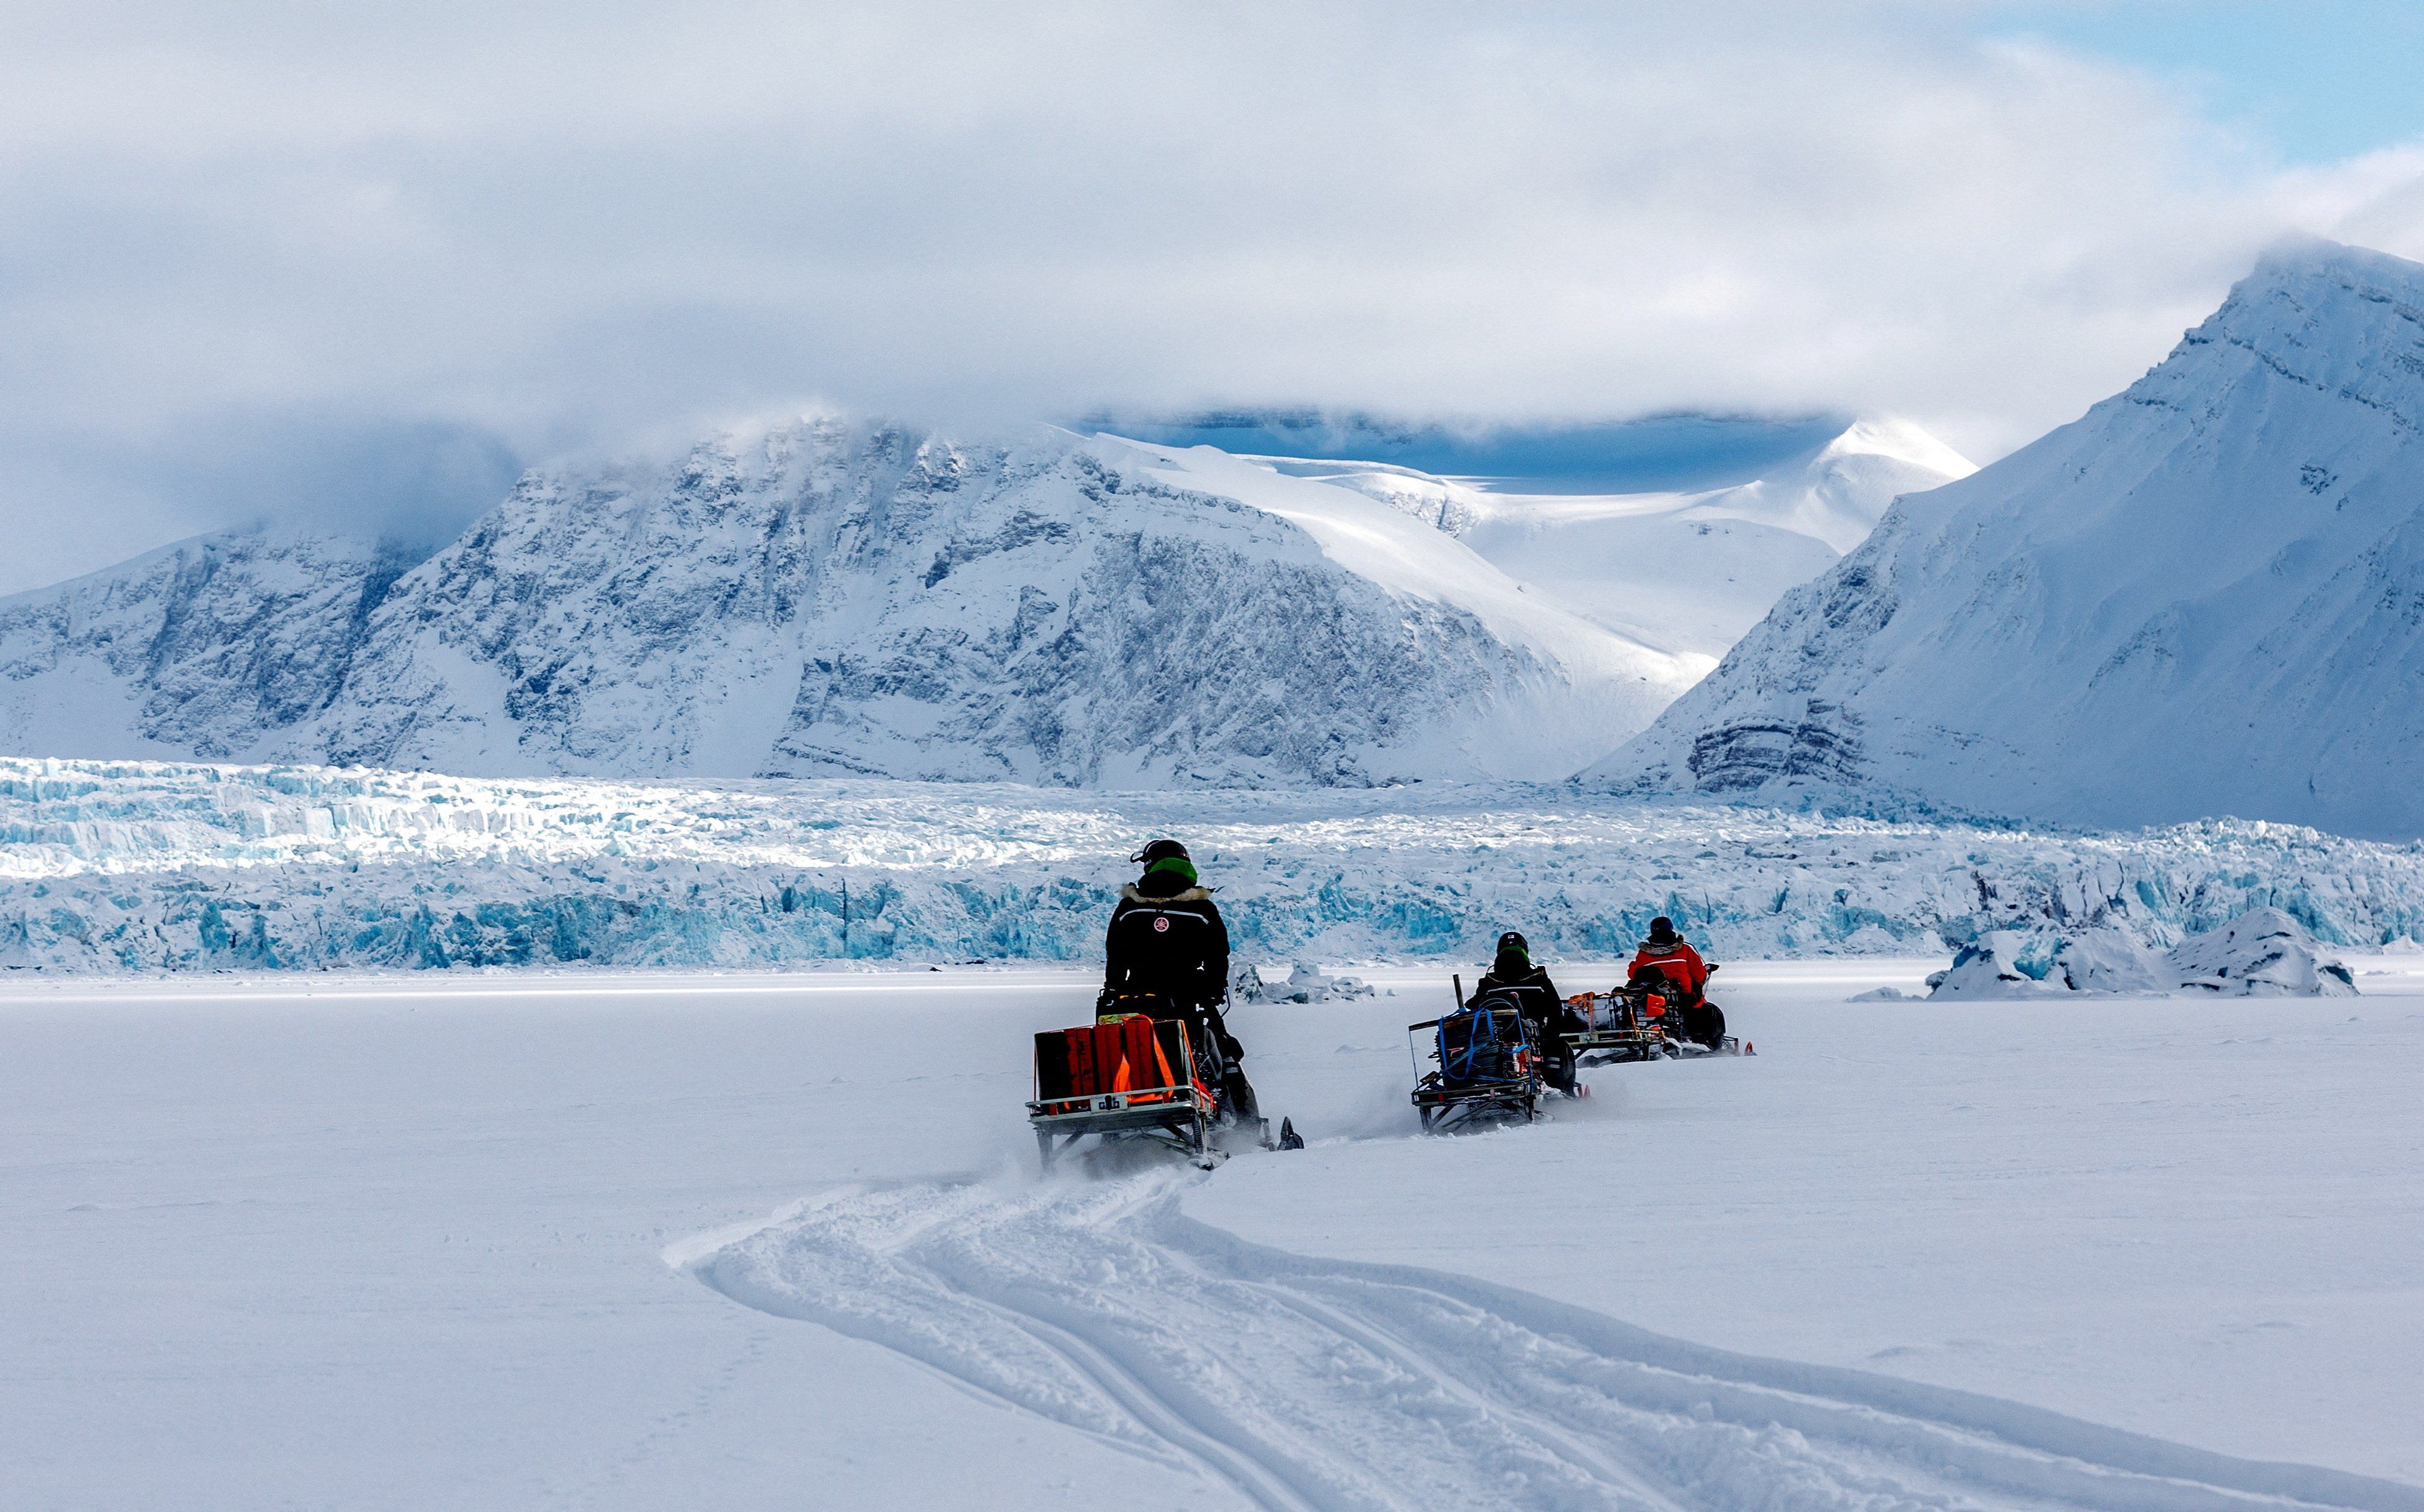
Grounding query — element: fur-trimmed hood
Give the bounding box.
[1120,881,1215,904]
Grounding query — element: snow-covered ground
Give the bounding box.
[7,959,2420,1508]
[10,756,2424,974]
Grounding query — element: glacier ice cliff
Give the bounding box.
[6,757,2420,975]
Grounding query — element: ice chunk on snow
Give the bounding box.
[2167,908,2357,996]
[1924,915,2355,1000]
[1925,931,2066,999]
[1235,960,1375,1004]
[2053,928,2172,993]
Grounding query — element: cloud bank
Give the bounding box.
[2,1,2422,592]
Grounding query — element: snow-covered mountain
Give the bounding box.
[0,422,1709,785]
[1593,240,2424,840]
[1254,417,1974,659]
[0,531,423,761]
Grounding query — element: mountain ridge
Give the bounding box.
[0,406,1972,788]
[1590,238,2424,840]
[2,420,1734,785]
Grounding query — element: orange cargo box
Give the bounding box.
[1034,1017,1201,1112]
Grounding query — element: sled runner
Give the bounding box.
[1410,978,1544,1132]
[1029,1013,1296,1170]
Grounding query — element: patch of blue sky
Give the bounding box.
[1987,1,2424,164]
[1081,411,1849,495]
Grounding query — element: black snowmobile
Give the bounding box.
[1410,977,1546,1132]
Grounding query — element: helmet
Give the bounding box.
[1493,930,1531,972]
[1648,915,1679,944]
[1131,839,1190,865]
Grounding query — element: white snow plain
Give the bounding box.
[6,959,2420,1509]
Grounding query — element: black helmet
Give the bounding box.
[1131,839,1190,866]
[1493,930,1531,973]
[1648,915,1678,944]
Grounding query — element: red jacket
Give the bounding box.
[1629,939,1708,997]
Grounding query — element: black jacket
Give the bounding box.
[1474,963,1574,1044]
[1104,876,1230,1010]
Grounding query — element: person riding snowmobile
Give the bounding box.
[1102,840,1260,1122]
[1627,916,1709,1002]
[1629,916,1724,1048]
[1474,930,1582,1095]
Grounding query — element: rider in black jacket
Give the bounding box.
[1474,930,1582,1094]
[1102,839,1258,1121]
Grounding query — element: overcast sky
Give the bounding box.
[4,0,2423,594]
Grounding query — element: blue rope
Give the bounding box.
[1441,1002,1512,1082]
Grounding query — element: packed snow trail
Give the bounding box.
[685,1175,2422,1512]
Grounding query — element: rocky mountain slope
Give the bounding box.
[0,423,1710,785]
[1592,240,2424,840]
[0,532,421,761]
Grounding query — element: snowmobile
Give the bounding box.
[1565,970,1741,1064]
[1409,977,1545,1132]
[1559,986,1669,1064]
[1028,1001,1298,1171]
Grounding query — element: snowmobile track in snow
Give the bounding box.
[684,1175,2423,1512]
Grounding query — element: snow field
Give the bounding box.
[5,959,2421,1507]
[1203,960,2424,1486]
[0,970,1134,1511]
[1437,416,1974,660]
[703,1173,2420,1511]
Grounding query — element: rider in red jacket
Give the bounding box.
[1628,916,1709,1001]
